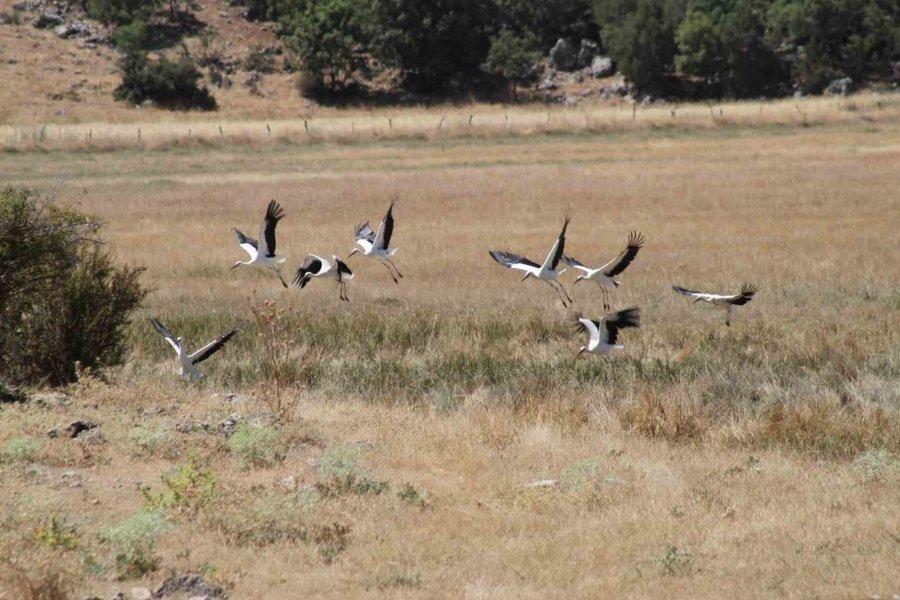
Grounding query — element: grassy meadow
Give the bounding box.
[2,98,900,598]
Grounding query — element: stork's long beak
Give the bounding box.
[229,263,240,271]
[347,249,358,259]
[575,348,586,360]
[574,276,584,285]
[692,298,702,304]
[520,273,530,282]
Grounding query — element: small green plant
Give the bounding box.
[100,509,169,580]
[143,457,216,513]
[228,423,285,467]
[1,438,41,464]
[316,445,389,497]
[397,483,428,509]
[129,426,175,457]
[208,492,316,547]
[560,457,603,493]
[377,572,422,590]
[313,522,351,564]
[244,44,276,73]
[659,545,693,576]
[36,515,80,550]
[854,449,899,481]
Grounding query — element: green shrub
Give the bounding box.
[316,444,389,496]
[115,42,217,111]
[228,424,285,467]
[143,458,216,513]
[244,44,277,73]
[99,510,169,580]
[129,426,176,458]
[36,515,80,551]
[0,187,146,386]
[1,438,42,464]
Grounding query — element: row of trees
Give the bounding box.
[239,0,898,98]
[95,0,898,103]
[599,0,900,97]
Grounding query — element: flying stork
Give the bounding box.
[292,254,354,301]
[231,200,288,287]
[562,230,645,311]
[347,201,403,283]
[575,307,641,358]
[672,283,758,326]
[489,217,573,307]
[150,318,239,382]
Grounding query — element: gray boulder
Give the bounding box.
[549,39,577,71]
[577,39,600,69]
[824,77,853,96]
[33,11,63,28]
[591,56,614,78]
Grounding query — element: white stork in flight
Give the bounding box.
[231,200,288,287]
[292,254,354,301]
[150,318,239,382]
[575,307,641,358]
[489,217,573,307]
[347,201,403,283]
[672,283,758,326]
[562,230,645,311]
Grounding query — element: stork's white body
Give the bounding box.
[576,308,641,358]
[232,200,288,287]
[564,231,644,310]
[490,218,572,307]
[293,254,354,301]
[150,318,239,382]
[672,284,758,326]
[349,201,403,283]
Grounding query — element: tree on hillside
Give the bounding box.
[372,0,499,92]
[280,0,374,90]
[595,0,686,94]
[482,28,541,101]
[496,0,599,50]
[87,0,161,24]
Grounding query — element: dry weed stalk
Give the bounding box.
[247,293,300,419]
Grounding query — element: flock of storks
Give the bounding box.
[151,201,758,381]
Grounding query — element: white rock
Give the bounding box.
[131,588,151,600]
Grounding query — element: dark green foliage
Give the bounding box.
[280,0,373,89]
[0,187,146,386]
[483,28,541,100]
[87,0,161,24]
[595,0,686,94]
[371,0,500,91]
[496,0,599,50]
[114,37,217,110]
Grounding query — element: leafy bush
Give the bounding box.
[1,438,41,464]
[88,0,161,24]
[142,458,217,513]
[0,187,146,386]
[483,28,541,100]
[99,510,169,579]
[115,45,217,110]
[316,444,389,496]
[244,44,278,73]
[129,426,176,458]
[36,515,80,551]
[228,424,285,467]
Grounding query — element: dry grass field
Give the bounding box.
[2,100,900,598]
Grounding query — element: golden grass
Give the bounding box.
[2,110,900,597]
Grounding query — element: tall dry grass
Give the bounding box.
[1,111,899,597]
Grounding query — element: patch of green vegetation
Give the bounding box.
[228,423,285,467]
[36,515,80,551]
[1,437,41,464]
[397,483,429,509]
[99,509,169,580]
[129,425,175,457]
[143,457,216,513]
[854,449,900,481]
[316,444,389,497]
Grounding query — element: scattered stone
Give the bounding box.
[279,475,297,490]
[548,38,577,71]
[572,71,583,84]
[69,481,82,488]
[577,39,600,69]
[175,416,207,434]
[824,77,853,96]
[55,20,92,38]
[524,479,559,488]
[33,391,68,406]
[563,95,578,107]
[131,588,152,600]
[142,407,166,417]
[153,574,226,599]
[77,427,105,446]
[0,380,27,403]
[218,414,242,437]
[538,71,557,91]
[33,10,63,28]
[109,593,126,600]
[61,471,78,478]
[47,427,61,438]
[591,55,614,78]
[66,420,98,439]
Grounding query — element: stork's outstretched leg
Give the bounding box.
[602,288,610,312]
[380,261,399,284]
[557,280,574,304]
[271,267,288,288]
[385,259,403,279]
[547,280,569,307]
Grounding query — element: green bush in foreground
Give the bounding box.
[99,510,169,580]
[0,187,146,386]
[228,424,286,467]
